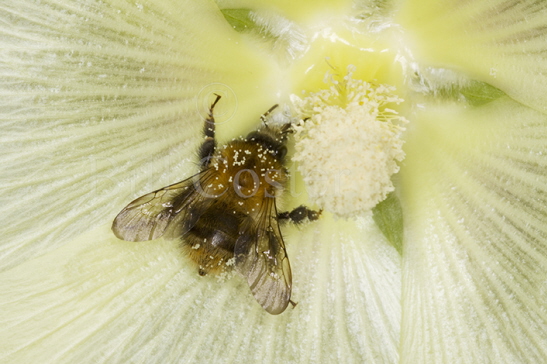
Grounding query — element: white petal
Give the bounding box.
[0,0,277,270]
[0,216,400,363]
[400,98,547,363]
[396,0,547,113]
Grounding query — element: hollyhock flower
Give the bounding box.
[1,0,546,363]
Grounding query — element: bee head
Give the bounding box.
[246,123,291,162]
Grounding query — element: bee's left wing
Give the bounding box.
[234,198,292,315]
[112,170,216,242]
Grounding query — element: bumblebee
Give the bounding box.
[112,95,320,314]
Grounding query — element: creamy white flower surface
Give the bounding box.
[0,0,278,270]
[401,98,547,363]
[1,0,547,363]
[397,0,547,113]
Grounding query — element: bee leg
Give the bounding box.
[198,94,222,168]
[278,117,309,138]
[277,205,322,224]
[289,299,298,309]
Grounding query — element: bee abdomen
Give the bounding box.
[184,207,245,275]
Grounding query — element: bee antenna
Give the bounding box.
[211,93,222,109]
[260,104,279,125]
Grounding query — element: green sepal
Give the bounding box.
[461,81,505,106]
[220,9,255,32]
[372,192,404,255]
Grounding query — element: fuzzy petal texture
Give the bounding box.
[0,217,400,363]
[400,97,547,363]
[397,0,547,113]
[0,0,278,271]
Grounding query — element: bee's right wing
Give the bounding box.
[234,197,292,315]
[112,170,216,242]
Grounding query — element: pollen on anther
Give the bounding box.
[291,65,408,218]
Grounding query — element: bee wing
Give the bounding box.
[235,198,292,315]
[112,170,216,242]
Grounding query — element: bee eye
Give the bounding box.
[277,146,287,159]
